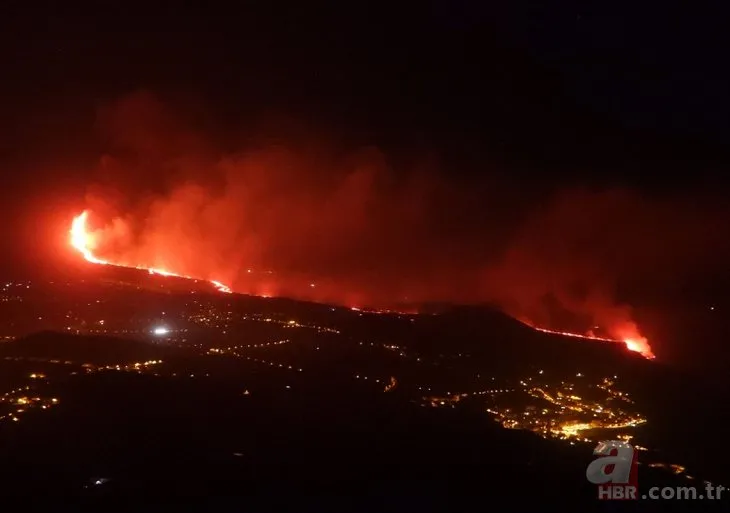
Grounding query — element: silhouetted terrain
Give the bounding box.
[0,367,698,512]
[0,270,726,511]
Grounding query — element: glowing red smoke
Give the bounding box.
[65,91,727,362]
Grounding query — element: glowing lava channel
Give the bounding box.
[520,320,655,360]
[70,211,232,294]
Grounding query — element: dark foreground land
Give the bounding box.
[0,340,711,513]
[0,272,726,512]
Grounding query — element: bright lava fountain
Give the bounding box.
[69,210,654,359]
[70,211,231,293]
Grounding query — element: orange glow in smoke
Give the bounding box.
[70,211,232,293]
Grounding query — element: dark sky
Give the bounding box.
[2,2,729,174]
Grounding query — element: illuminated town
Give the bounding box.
[420,370,647,443]
[0,381,59,424]
[485,374,646,442]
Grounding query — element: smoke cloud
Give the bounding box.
[81,91,730,350]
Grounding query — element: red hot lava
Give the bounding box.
[519,319,655,360]
[70,210,231,293]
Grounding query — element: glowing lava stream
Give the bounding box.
[519,320,655,360]
[70,211,232,293]
[70,210,654,359]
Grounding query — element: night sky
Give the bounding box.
[2,2,729,183]
[0,1,729,366]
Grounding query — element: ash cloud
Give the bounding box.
[82,91,729,347]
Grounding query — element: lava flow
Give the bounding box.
[70,211,232,293]
[519,320,655,360]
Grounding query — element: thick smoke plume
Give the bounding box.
[81,91,729,349]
